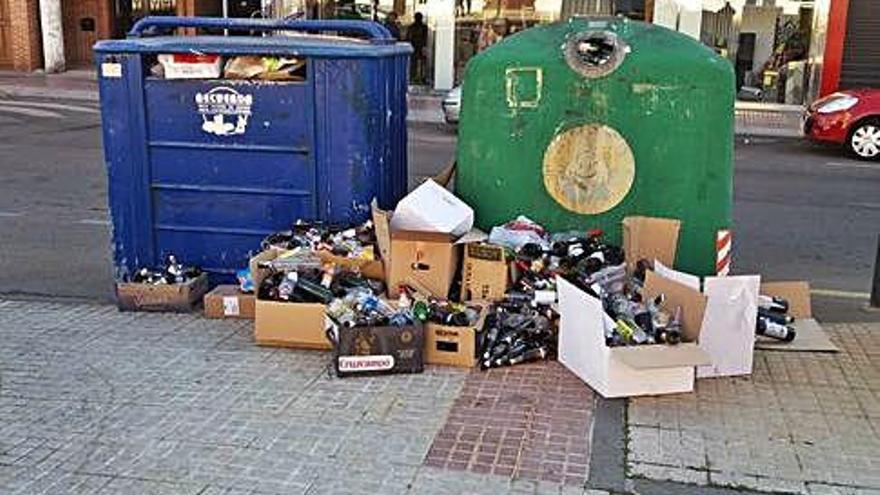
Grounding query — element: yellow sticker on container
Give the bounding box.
[542,124,635,215]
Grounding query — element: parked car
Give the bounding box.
[442,86,461,124]
[804,88,880,161]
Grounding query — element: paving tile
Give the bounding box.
[0,299,470,495]
[627,323,880,494]
[424,361,596,487]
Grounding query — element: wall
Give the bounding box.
[7,0,42,71]
[739,4,780,75]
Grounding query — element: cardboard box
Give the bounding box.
[461,244,509,302]
[424,305,488,367]
[158,53,222,79]
[389,230,461,299]
[116,273,209,312]
[327,321,425,377]
[316,250,385,282]
[250,250,330,350]
[203,285,255,319]
[372,200,486,299]
[557,275,712,398]
[389,179,474,237]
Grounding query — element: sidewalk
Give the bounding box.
[0,297,877,495]
[0,71,804,137]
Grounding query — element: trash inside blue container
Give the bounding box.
[94,17,410,283]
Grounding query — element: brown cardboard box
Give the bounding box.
[250,250,330,350]
[461,244,508,302]
[203,285,255,319]
[622,216,681,271]
[371,200,486,299]
[424,305,488,367]
[389,231,461,299]
[316,250,385,282]
[116,273,209,312]
[642,270,708,343]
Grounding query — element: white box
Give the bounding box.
[158,54,222,79]
[557,277,712,398]
[390,179,474,237]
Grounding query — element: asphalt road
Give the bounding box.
[0,95,877,321]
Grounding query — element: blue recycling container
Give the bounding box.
[94,17,410,282]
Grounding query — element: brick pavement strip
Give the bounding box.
[627,323,880,495]
[0,299,609,495]
[424,361,597,487]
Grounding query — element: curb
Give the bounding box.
[0,84,805,138]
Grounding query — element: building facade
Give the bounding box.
[0,0,254,72]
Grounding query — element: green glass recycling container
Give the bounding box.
[456,17,735,276]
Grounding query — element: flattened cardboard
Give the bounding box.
[461,244,508,302]
[643,270,707,343]
[250,249,330,350]
[612,344,711,369]
[760,281,812,318]
[755,318,839,352]
[116,273,209,313]
[424,305,487,367]
[696,275,760,378]
[371,200,393,281]
[622,216,681,271]
[204,285,255,319]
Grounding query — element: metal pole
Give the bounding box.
[223,0,229,36]
[871,234,880,308]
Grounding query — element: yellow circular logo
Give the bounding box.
[542,124,635,215]
[400,330,413,344]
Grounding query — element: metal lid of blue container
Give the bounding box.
[94,17,413,58]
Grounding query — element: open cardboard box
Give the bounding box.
[559,215,764,397]
[424,303,489,368]
[315,250,385,282]
[116,273,209,313]
[557,274,712,398]
[372,200,486,299]
[250,249,330,350]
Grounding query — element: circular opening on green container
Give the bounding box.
[564,30,627,78]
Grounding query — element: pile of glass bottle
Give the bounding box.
[261,219,377,260]
[130,254,202,285]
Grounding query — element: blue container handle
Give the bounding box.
[128,16,394,44]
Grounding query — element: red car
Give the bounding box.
[804,88,880,161]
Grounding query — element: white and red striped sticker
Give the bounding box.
[716,229,732,276]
